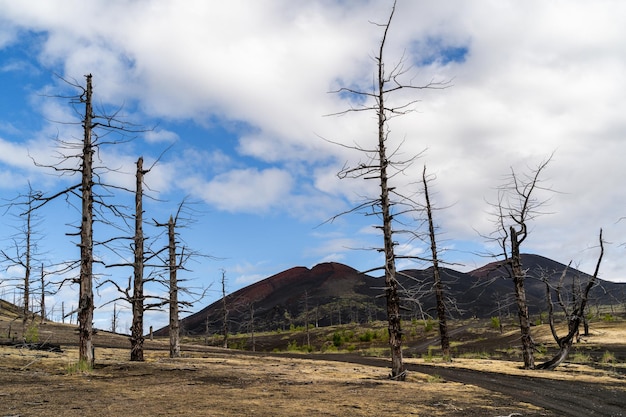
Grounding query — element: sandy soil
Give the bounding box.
[1,345,556,417]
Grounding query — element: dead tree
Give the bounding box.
[422,166,450,359]
[131,157,147,360]
[110,302,120,333]
[537,231,604,370]
[304,290,310,348]
[39,264,47,324]
[102,153,174,361]
[154,202,209,358]
[31,74,144,367]
[166,215,180,357]
[248,302,256,352]
[489,155,553,369]
[221,269,228,349]
[327,0,447,380]
[1,185,52,331]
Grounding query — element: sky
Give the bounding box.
[1,0,625,332]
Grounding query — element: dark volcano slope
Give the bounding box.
[156,262,388,336]
[157,254,624,336]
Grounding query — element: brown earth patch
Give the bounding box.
[1,346,553,417]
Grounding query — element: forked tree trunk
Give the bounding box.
[537,230,604,370]
[78,74,95,367]
[130,157,146,361]
[168,216,180,358]
[510,226,535,369]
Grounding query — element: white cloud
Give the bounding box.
[184,167,293,213]
[144,129,179,144]
[0,0,625,281]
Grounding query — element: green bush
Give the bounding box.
[332,332,343,347]
[423,319,434,332]
[601,350,616,364]
[571,352,592,364]
[490,316,501,330]
[602,313,615,322]
[25,323,39,343]
[359,329,376,342]
[67,360,91,374]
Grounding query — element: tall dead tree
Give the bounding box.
[32,74,143,367]
[221,269,228,349]
[329,1,447,380]
[23,203,31,327]
[154,202,207,358]
[130,156,147,360]
[78,74,95,366]
[537,230,604,370]
[167,215,180,358]
[39,264,46,323]
[1,185,45,331]
[102,153,174,361]
[422,166,450,359]
[489,155,553,369]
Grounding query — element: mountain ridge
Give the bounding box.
[155,254,625,336]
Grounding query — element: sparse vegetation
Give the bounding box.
[601,350,616,364]
[426,373,445,383]
[570,352,593,364]
[2,308,626,416]
[24,322,39,343]
[66,359,92,375]
[490,316,501,330]
[603,313,615,322]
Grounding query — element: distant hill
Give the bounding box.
[155,254,625,336]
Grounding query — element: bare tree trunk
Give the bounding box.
[249,303,255,352]
[423,166,450,359]
[111,303,118,333]
[168,216,180,358]
[510,226,535,369]
[78,74,95,367]
[40,264,45,324]
[305,290,310,349]
[376,6,404,380]
[130,157,146,361]
[23,207,31,331]
[537,230,604,370]
[204,315,210,346]
[221,270,228,349]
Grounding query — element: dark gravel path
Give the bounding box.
[293,353,626,417]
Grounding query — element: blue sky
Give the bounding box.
[1,0,625,332]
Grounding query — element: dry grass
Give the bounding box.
[0,345,553,417]
[2,310,625,416]
[406,356,626,385]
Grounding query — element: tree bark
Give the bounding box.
[423,166,450,359]
[40,264,45,324]
[168,216,180,358]
[78,74,95,367]
[23,205,31,330]
[221,270,228,349]
[130,157,145,361]
[510,226,535,369]
[377,32,404,379]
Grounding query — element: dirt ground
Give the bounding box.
[1,345,557,417]
[1,312,625,416]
